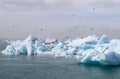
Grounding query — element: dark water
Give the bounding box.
[0,55,120,79]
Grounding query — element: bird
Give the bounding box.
[93,8,96,11]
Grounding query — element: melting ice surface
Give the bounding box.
[2,35,120,65]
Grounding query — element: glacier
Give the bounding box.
[2,34,120,65]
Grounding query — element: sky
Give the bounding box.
[0,0,120,40]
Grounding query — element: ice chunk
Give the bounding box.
[52,42,65,51]
[45,38,58,44]
[76,36,120,65]
[67,35,98,47]
[24,35,40,44]
[2,35,48,55]
[109,39,120,52]
[98,35,109,44]
[51,42,69,57]
[80,43,94,50]
[45,38,58,50]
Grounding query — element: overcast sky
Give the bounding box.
[0,0,120,40]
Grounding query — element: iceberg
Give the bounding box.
[75,35,120,65]
[2,35,48,55]
[2,34,120,65]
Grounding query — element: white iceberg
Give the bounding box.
[2,35,48,55]
[2,34,120,65]
[75,35,120,65]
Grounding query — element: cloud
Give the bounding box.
[0,0,91,12]
[88,0,120,8]
[0,0,76,12]
[1,0,120,12]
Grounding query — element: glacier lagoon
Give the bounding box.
[1,39,120,79]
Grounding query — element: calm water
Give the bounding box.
[0,55,120,79]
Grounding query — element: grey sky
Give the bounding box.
[0,0,120,40]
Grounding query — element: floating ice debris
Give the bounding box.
[2,34,120,65]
